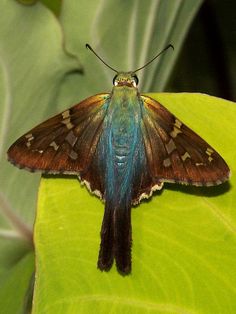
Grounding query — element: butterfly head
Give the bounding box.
[112,72,139,88]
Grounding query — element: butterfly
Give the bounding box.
[7,44,230,275]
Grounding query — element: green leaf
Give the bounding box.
[0,251,34,314]
[33,93,236,314]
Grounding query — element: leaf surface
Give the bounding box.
[33,93,236,314]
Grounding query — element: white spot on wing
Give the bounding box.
[32,149,44,154]
[196,162,205,166]
[62,110,70,119]
[170,127,181,138]
[62,117,74,130]
[170,119,182,138]
[163,158,171,167]
[206,147,214,155]
[206,147,214,162]
[49,141,59,151]
[181,152,191,161]
[65,131,77,147]
[25,133,34,140]
[165,139,176,154]
[174,119,182,129]
[25,133,34,147]
[69,150,78,160]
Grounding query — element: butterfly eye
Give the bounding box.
[132,74,139,86]
[113,75,118,86]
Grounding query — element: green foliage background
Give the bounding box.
[0,0,235,313]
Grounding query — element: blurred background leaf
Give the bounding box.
[40,0,62,16]
[18,0,62,15]
[168,0,236,101]
[58,0,202,102]
[0,0,235,313]
[0,252,34,314]
[0,1,80,313]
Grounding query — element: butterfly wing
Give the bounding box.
[7,93,110,197]
[139,95,230,189]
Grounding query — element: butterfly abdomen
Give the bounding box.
[97,88,143,274]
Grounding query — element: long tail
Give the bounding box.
[97,202,114,271]
[97,200,132,275]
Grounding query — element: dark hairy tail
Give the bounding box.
[97,202,114,271]
[97,200,132,275]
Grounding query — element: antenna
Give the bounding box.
[132,44,174,73]
[86,43,174,74]
[86,44,118,73]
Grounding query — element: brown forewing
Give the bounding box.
[141,95,230,186]
[7,93,110,196]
